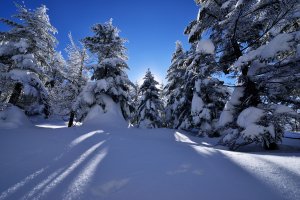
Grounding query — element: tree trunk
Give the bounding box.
[231,39,242,61]
[68,110,75,127]
[263,140,278,150]
[8,82,22,105]
[43,104,50,119]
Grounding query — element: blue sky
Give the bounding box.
[0,0,199,84]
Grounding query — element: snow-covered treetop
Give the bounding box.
[65,32,88,85]
[0,3,58,73]
[185,0,299,74]
[140,69,159,91]
[172,40,185,62]
[83,19,127,62]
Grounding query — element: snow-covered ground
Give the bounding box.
[0,118,299,200]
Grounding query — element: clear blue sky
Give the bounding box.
[0,0,199,83]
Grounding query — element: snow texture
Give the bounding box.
[273,105,296,115]
[83,95,127,128]
[218,110,233,127]
[235,32,298,69]
[196,39,215,55]
[191,93,204,114]
[0,119,299,200]
[237,107,265,128]
[0,106,32,129]
[217,87,245,128]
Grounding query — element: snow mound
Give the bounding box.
[0,106,32,129]
[83,95,128,128]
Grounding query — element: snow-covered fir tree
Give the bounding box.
[177,41,229,136]
[128,81,141,125]
[186,0,299,149]
[74,19,133,122]
[164,41,188,128]
[137,69,164,128]
[159,82,167,127]
[46,33,89,126]
[63,33,89,126]
[0,4,58,117]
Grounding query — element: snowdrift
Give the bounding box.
[83,95,128,128]
[0,106,32,129]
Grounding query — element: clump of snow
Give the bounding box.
[241,124,266,140]
[195,79,201,93]
[13,38,29,53]
[217,87,245,128]
[222,128,239,142]
[237,107,265,128]
[221,1,232,9]
[234,32,296,68]
[196,39,215,55]
[96,79,109,92]
[235,0,245,8]
[80,83,96,105]
[0,106,32,129]
[83,95,127,128]
[229,87,244,105]
[199,108,211,120]
[191,93,204,114]
[218,110,233,127]
[273,105,296,115]
[100,58,126,68]
[240,124,275,140]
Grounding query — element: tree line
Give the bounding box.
[0,1,299,150]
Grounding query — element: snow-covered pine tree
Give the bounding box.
[219,2,300,150]
[164,41,188,128]
[63,33,89,127]
[0,4,58,117]
[186,0,299,149]
[128,81,141,126]
[159,82,167,127]
[137,69,164,128]
[178,41,229,136]
[75,19,133,122]
[47,51,68,114]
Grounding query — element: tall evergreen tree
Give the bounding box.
[128,81,141,125]
[0,4,58,117]
[137,69,164,128]
[164,41,188,128]
[75,19,133,121]
[177,41,229,136]
[64,33,89,127]
[186,0,299,149]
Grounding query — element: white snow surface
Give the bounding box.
[0,117,300,200]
